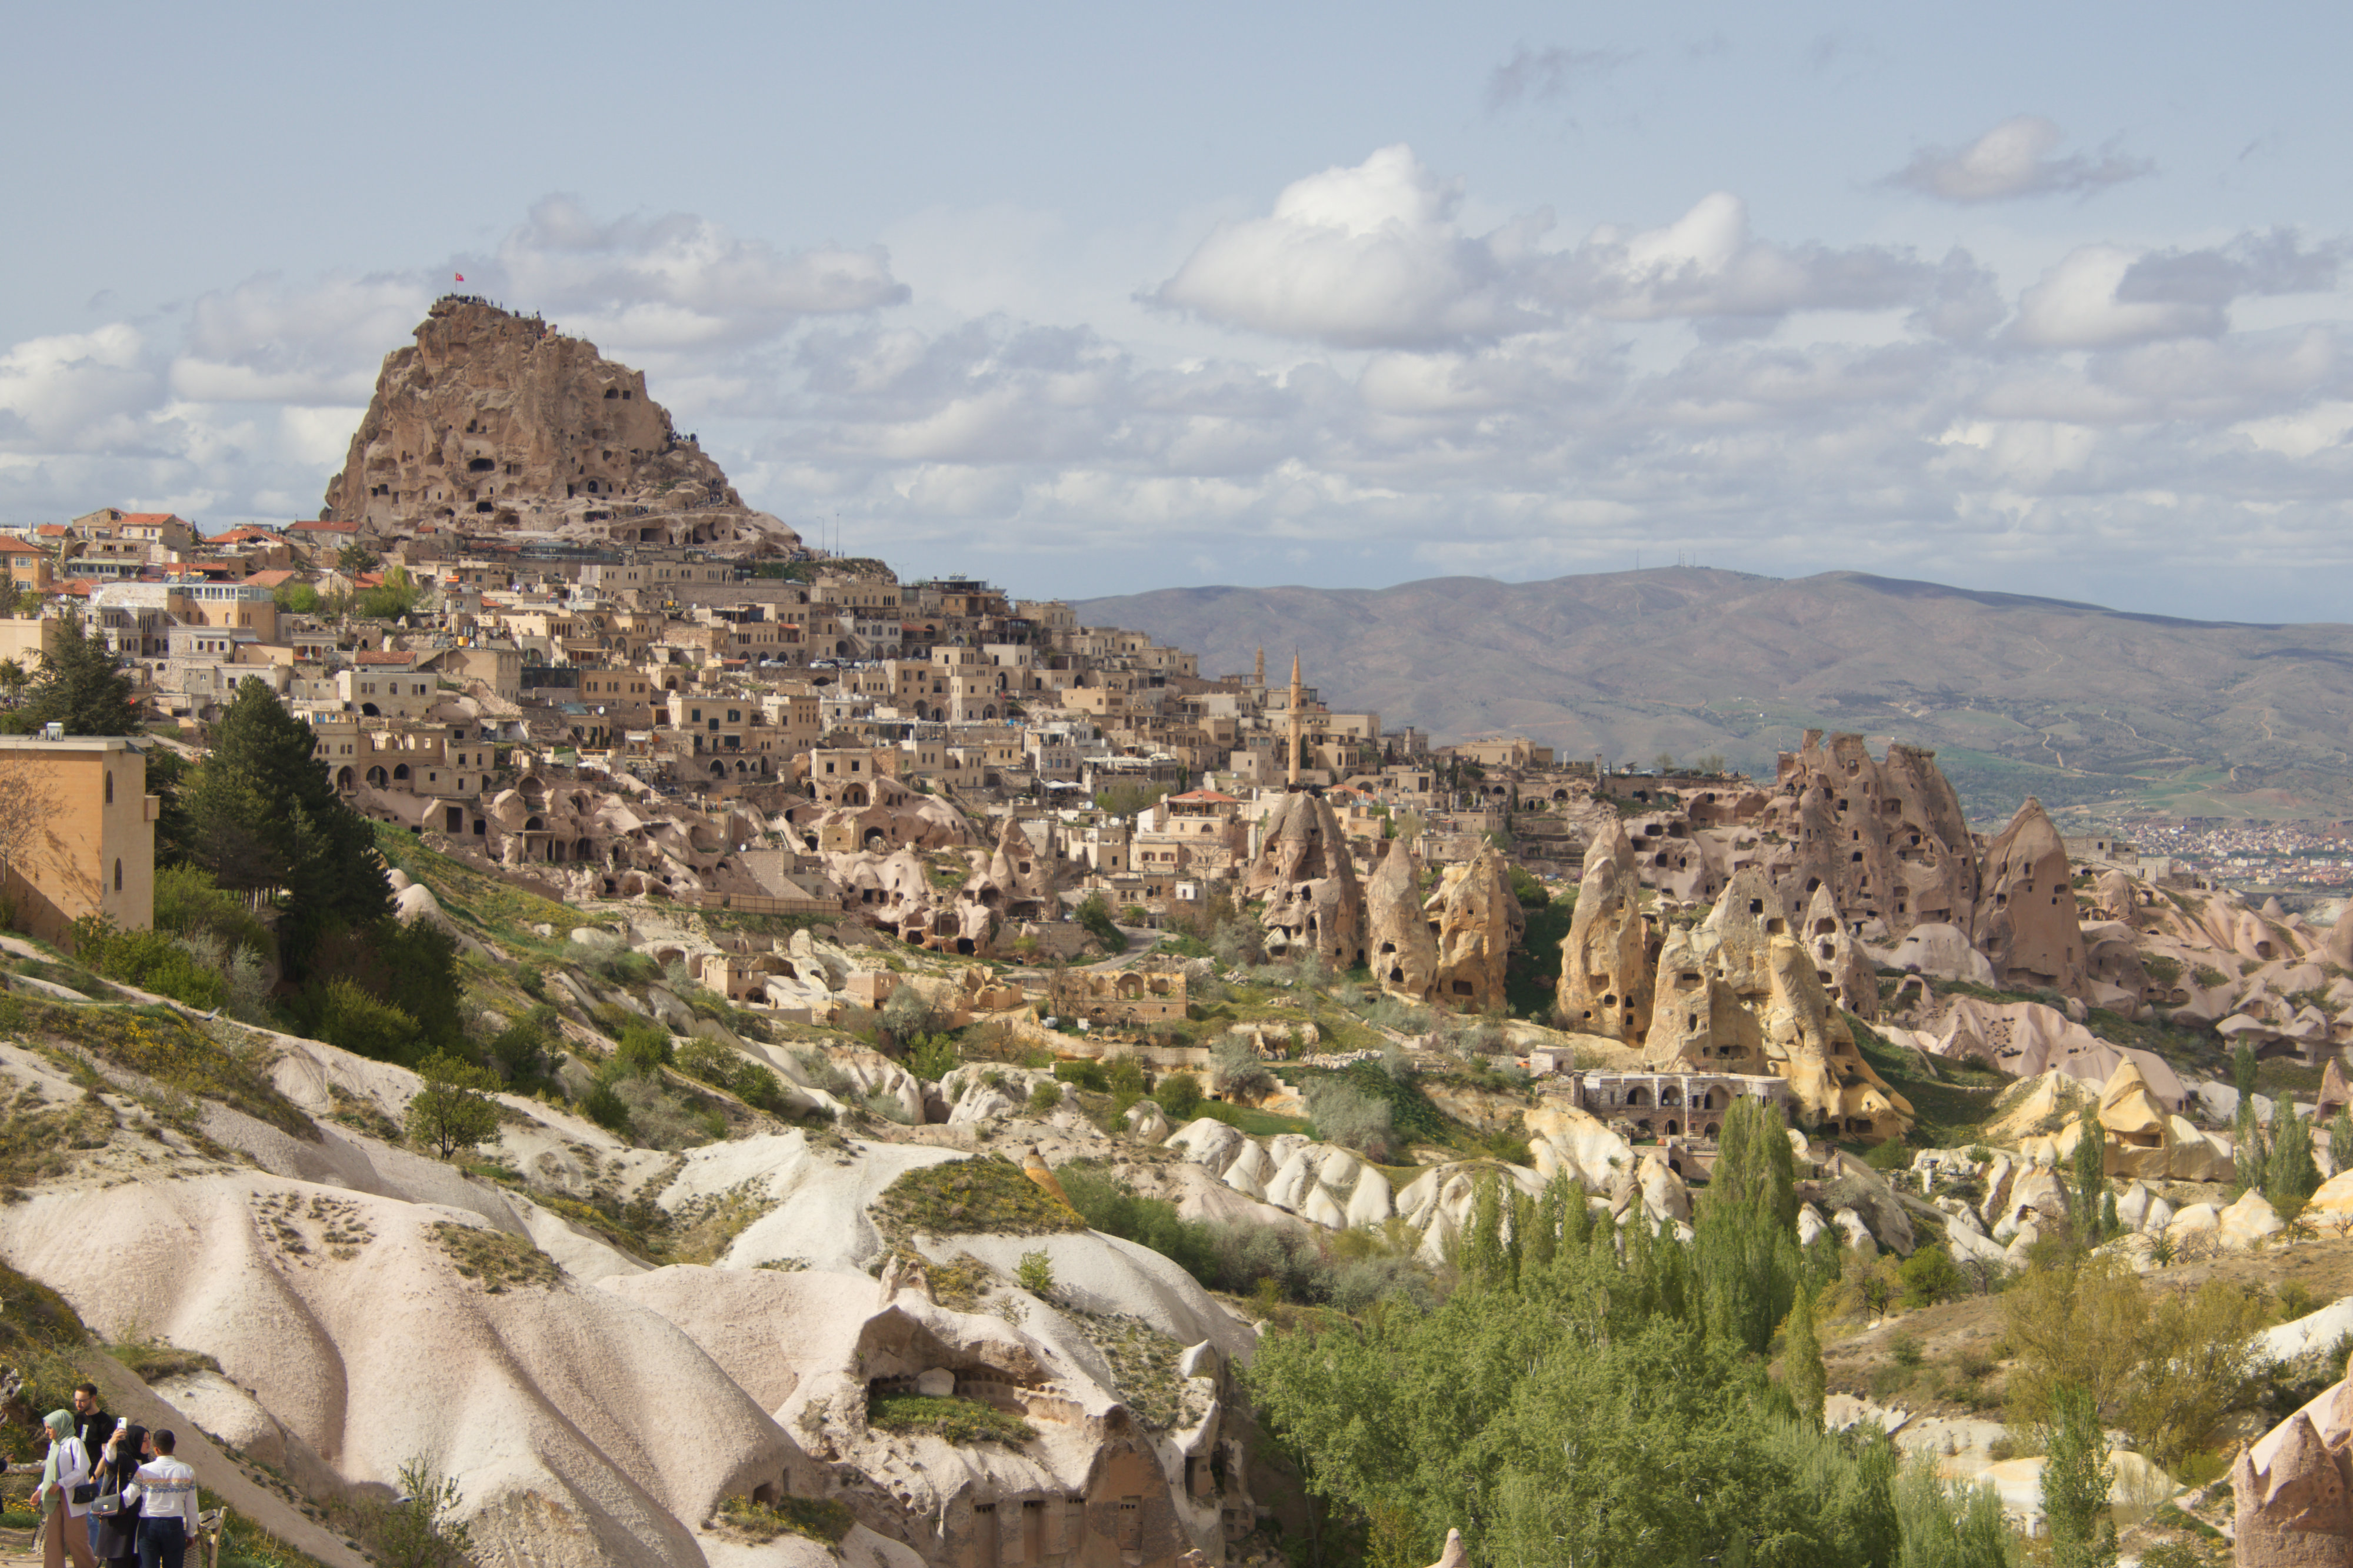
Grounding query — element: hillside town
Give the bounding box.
[6,297,2353,1568]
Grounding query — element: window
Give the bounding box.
[114,859,124,892]
[105,770,114,805]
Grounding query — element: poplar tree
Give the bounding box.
[1783,1286,1826,1429]
[2233,1042,2262,1196]
[2268,1104,2320,1219]
[2072,1103,2107,1241]
[2041,1384,2118,1568]
[1695,1094,1801,1354]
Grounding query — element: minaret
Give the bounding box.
[1254,646,1265,686]
[1287,652,1305,788]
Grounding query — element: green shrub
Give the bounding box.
[613,1020,674,1077]
[1028,1080,1064,1115]
[577,1080,632,1134]
[316,977,425,1062]
[1054,1060,1109,1092]
[871,1156,1089,1243]
[1016,1249,1056,1295]
[716,1494,856,1545]
[909,1032,961,1082]
[867,1391,1035,1446]
[1074,894,1125,953]
[1155,1070,1202,1122]
[1899,1246,1964,1310]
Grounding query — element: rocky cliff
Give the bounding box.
[322,297,799,555]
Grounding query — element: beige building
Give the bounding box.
[0,736,156,945]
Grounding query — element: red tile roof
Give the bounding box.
[121,512,181,526]
[354,651,414,666]
[243,570,299,588]
[0,539,40,555]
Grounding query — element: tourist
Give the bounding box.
[69,1386,113,1472]
[86,1423,146,1568]
[34,1410,98,1568]
[127,1429,198,1568]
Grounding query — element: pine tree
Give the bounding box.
[185,678,391,974]
[22,613,139,735]
[1783,1286,1826,1429]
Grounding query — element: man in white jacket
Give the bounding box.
[126,1429,199,1568]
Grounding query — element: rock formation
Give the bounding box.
[1554,820,1652,1042]
[1245,790,1365,970]
[1757,732,1980,941]
[1970,797,2088,996]
[1365,837,1439,1000]
[1803,884,1881,1022]
[1641,925,1767,1075]
[2236,1365,2353,1567]
[1427,845,1522,1012]
[1760,935,1912,1140]
[323,298,799,555]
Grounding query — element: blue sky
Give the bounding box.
[6,0,2353,619]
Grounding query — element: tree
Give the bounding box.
[21,614,138,735]
[1894,1453,2015,1568]
[1694,1094,1801,1355]
[1782,1286,1827,1429]
[183,679,391,974]
[2072,1103,2107,1240]
[374,1456,472,1568]
[1155,1070,1202,1122]
[2233,1043,2262,1195]
[2041,1384,2117,1568]
[1074,893,1125,953]
[143,748,195,868]
[2267,1102,2321,1219]
[336,543,381,576]
[404,1052,502,1159]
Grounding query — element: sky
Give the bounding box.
[6,0,2353,620]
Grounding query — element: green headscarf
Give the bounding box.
[43,1409,72,1439]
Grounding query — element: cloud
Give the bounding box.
[2117,228,2345,305]
[469,196,910,353]
[1544,192,1933,323]
[1147,146,1550,349]
[1484,45,1632,112]
[2009,245,2228,348]
[1885,115,2154,203]
[170,273,431,405]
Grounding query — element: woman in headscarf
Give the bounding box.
[84,1422,145,1568]
[34,1409,99,1568]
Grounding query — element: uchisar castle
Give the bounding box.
[2,295,2351,1568]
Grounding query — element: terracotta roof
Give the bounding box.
[211,526,279,542]
[289,519,359,534]
[243,570,299,587]
[121,512,181,526]
[354,651,414,666]
[0,538,40,554]
[36,525,66,538]
[1166,789,1241,803]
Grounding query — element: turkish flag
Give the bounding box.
[455,272,465,282]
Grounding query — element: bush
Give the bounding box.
[369,1456,472,1568]
[1028,1080,1064,1115]
[1211,1035,1276,1102]
[577,1080,632,1135]
[405,1052,502,1159]
[612,1019,674,1077]
[1303,1075,1398,1161]
[909,1032,961,1082]
[1074,893,1125,953]
[315,976,425,1062]
[1016,1249,1056,1295]
[1899,1246,1964,1310]
[1156,1070,1202,1122]
[1054,1060,1109,1092]
[867,1391,1036,1446]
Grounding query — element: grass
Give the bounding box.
[105,1333,222,1382]
[715,1494,856,1544]
[0,1081,115,1199]
[1847,1014,2011,1149]
[0,997,319,1140]
[1197,1100,1312,1137]
[870,1155,1088,1243]
[370,821,605,958]
[1070,1310,1191,1429]
[428,1220,562,1291]
[866,1391,1036,1446]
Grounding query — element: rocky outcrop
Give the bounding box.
[1427,845,1522,1012]
[324,298,799,555]
[1802,884,1880,1022]
[1555,821,1652,1042]
[1761,935,1912,1141]
[1971,797,2088,996]
[1641,925,1766,1075]
[1246,790,1365,970]
[2236,1403,2353,1568]
[1757,732,1979,942]
[1365,838,1438,1000]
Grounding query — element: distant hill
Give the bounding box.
[1074,568,2353,824]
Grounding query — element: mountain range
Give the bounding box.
[1074,568,2353,823]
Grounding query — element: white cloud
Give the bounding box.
[1148,145,1548,349]
[2009,245,2227,348]
[1886,115,2153,203]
